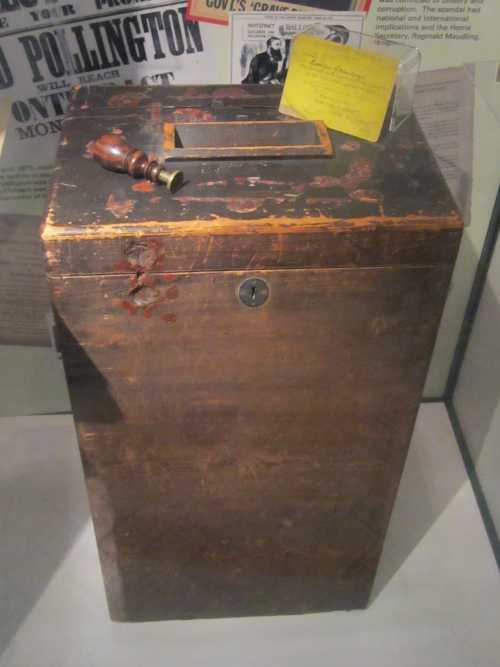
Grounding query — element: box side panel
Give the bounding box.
[51,265,452,620]
[43,227,462,277]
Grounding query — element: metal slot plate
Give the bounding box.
[163,120,333,160]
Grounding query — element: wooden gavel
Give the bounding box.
[91,133,183,193]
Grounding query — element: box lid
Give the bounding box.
[42,85,462,276]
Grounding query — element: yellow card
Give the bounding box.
[280,34,398,143]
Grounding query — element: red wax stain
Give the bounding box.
[149,196,162,204]
[291,183,306,193]
[132,181,155,193]
[339,157,373,189]
[197,180,228,188]
[161,313,177,324]
[258,179,287,187]
[113,259,132,272]
[108,92,145,108]
[233,176,247,185]
[120,300,137,315]
[349,189,380,203]
[83,140,95,159]
[106,194,135,218]
[164,273,177,281]
[310,175,338,189]
[339,140,360,152]
[143,306,156,319]
[173,107,216,122]
[166,285,179,300]
[226,199,260,213]
[307,157,373,193]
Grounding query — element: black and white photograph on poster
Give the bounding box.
[229,12,364,85]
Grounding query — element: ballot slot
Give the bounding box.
[162,120,333,160]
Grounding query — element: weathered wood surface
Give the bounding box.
[42,85,461,276]
[53,266,451,620]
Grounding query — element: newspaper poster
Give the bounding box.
[188,0,371,26]
[230,12,364,84]
[0,0,227,215]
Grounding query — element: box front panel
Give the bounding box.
[52,265,450,620]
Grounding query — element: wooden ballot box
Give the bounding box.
[41,85,462,621]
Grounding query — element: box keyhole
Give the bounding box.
[238,278,269,308]
[250,285,257,304]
